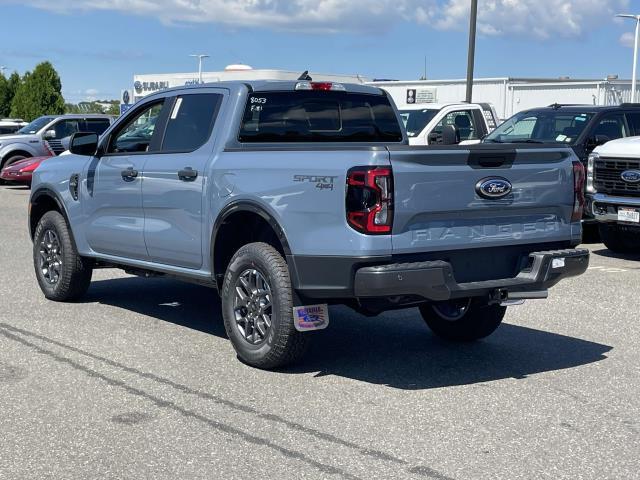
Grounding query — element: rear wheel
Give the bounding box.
[221,242,308,369]
[0,154,28,184]
[419,298,506,341]
[33,211,93,301]
[599,224,640,254]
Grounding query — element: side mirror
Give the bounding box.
[427,132,441,145]
[69,132,99,156]
[594,134,610,146]
[44,129,56,140]
[441,125,460,145]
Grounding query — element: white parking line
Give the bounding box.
[588,266,629,273]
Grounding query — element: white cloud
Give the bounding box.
[620,31,636,48]
[0,0,630,38]
[433,0,630,39]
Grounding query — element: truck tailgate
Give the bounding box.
[389,145,577,259]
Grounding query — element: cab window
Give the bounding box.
[52,119,81,139]
[108,101,164,154]
[432,110,478,141]
[83,119,111,136]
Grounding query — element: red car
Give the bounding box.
[0,155,51,186]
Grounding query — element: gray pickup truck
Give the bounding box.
[29,80,589,368]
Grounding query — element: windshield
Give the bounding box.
[398,109,439,137]
[485,110,594,144]
[17,116,55,135]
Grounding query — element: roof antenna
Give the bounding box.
[297,70,312,81]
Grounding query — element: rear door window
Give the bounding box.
[161,93,223,152]
[592,114,629,141]
[239,91,403,143]
[625,112,640,136]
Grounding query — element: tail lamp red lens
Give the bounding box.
[572,160,585,222]
[346,166,393,234]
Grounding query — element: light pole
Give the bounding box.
[189,54,210,84]
[465,0,479,103]
[617,14,640,103]
[0,66,7,77]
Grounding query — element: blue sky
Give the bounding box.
[0,0,637,102]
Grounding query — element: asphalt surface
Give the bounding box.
[1,185,639,480]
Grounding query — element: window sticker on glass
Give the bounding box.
[556,134,567,142]
[171,98,183,120]
[575,115,586,122]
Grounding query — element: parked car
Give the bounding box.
[29,80,589,369]
[0,155,51,186]
[397,102,498,145]
[0,114,114,181]
[587,136,640,252]
[0,118,28,135]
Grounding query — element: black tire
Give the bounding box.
[581,222,600,244]
[221,242,308,369]
[33,210,93,301]
[419,297,506,342]
[599,224,640,254]
[4,154,28,167]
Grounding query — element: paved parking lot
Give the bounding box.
[1,185,639,480]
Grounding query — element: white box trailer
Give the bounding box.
[370,77,636,121]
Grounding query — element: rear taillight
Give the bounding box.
[572,160,585,222]
[346,166,393,234]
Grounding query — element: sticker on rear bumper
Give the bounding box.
[293,304,329,332]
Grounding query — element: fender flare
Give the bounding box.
[210,200,292,277]
[29,187,73,241]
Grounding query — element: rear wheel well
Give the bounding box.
[2,150,32,169]
[30,193,63,239]
[213,211,287,288]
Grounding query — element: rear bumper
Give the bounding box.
[353,248,589,302]
[590,193,640,223]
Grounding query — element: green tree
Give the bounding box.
[0,71,22,118]
[10,62,65,120]
[0,75,8,117]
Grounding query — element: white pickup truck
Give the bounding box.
[396,102,499,146]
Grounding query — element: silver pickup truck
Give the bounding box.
[28,80,589,369]
[0,114,113,172]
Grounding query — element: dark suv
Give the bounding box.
[484,104,640,222]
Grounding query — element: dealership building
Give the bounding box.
[128,65,369,103]
[126,66,637,121]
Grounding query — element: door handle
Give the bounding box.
[178,167,198,182]
[121,167,138,181]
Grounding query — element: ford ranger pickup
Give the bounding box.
[28,80,589,368]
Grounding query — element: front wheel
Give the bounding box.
[221,242,309,369]
[419,298,506,342]
[599,224,640,254]
[33,211,93,301]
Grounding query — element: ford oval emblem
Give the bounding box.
[621,170,640,184]
[476,177,512,199]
